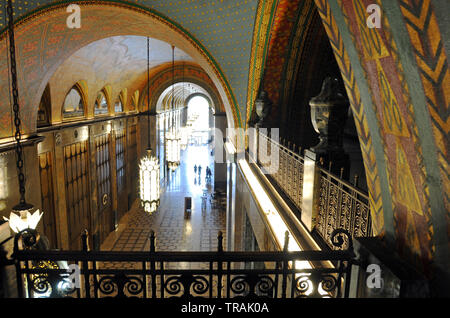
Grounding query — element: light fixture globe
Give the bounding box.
[3,203,43,233]
[139,148,160,213]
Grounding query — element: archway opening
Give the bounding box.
[187,95,212,145]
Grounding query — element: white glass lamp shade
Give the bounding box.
[3,207,43,233]
[139,149,160,213]
[166,129,181,171]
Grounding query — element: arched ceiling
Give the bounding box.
[0,0,259,136]
[141,61,225,114]
[48,35,193,122]
[155,82,211,112]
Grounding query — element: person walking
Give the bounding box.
[194,164,197,173]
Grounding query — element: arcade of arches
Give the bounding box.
[0,0,448,298]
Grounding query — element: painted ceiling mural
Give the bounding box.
[0,0,258,136]
[48,36,193,122]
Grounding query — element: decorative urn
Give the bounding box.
[309,77,349,153]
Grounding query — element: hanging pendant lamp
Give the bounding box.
[180,61,188,150]
[3,0,43,234]
[165,45,181,171]
[139,37,160,213]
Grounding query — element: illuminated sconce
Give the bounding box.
[3,208,43,233]
[139,149,160,213]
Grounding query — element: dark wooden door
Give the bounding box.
[115,130,128,222]
[95,134,113,245]
[64,141,91,250]
[128,124,138,209]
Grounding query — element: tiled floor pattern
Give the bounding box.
[99,145,227,272]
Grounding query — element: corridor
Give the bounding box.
[101,143,227,253]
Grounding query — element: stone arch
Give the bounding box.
[140,62,224,114]
[94,85,112,116]
[37,83,51,127]
[61,80,88,121]
[184,93,214,112]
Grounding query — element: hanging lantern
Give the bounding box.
[166,129,181,171]
[139,37,160,213]
[3,205,43,233]
[139,149,160,213]
[4,0,43,234]
[165,45,181,171]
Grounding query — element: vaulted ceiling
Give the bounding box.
[47,35,193,122]
[0,0,259,135]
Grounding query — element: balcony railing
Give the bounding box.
[255,130,372,250]
[11,229,356,299]
[316,167,372,250]
[258,131,304,211]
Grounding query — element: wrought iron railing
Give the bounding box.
[254,130,371,250]
[257,131,304,211]
[316,167,372,250]
[11,229,356,299]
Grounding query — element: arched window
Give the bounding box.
[115,92,124,113]
[63,85,85,119]
[37,84,51,127]
[94,90,109,115]
[130,90,139,111]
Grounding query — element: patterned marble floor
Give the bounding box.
[100,144,227,256]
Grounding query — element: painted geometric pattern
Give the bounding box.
[245,0,276,127]
[398,0,450,242]
[315,0,385,235]
[262,0,302,113]
[0,1,251,139]
[0,0,259,128]
[245,0,318,126]
[338,0,434,268]
[378,2,436,266]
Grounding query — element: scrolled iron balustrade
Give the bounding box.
[317,168,372,250]
[257,131,304,211]
[11,229,357,299]
[255,131,371,250]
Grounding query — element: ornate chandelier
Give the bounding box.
[165,45,181,171]
[139,148,160,213]
[139,37,160,213]
[3,0,43,234]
